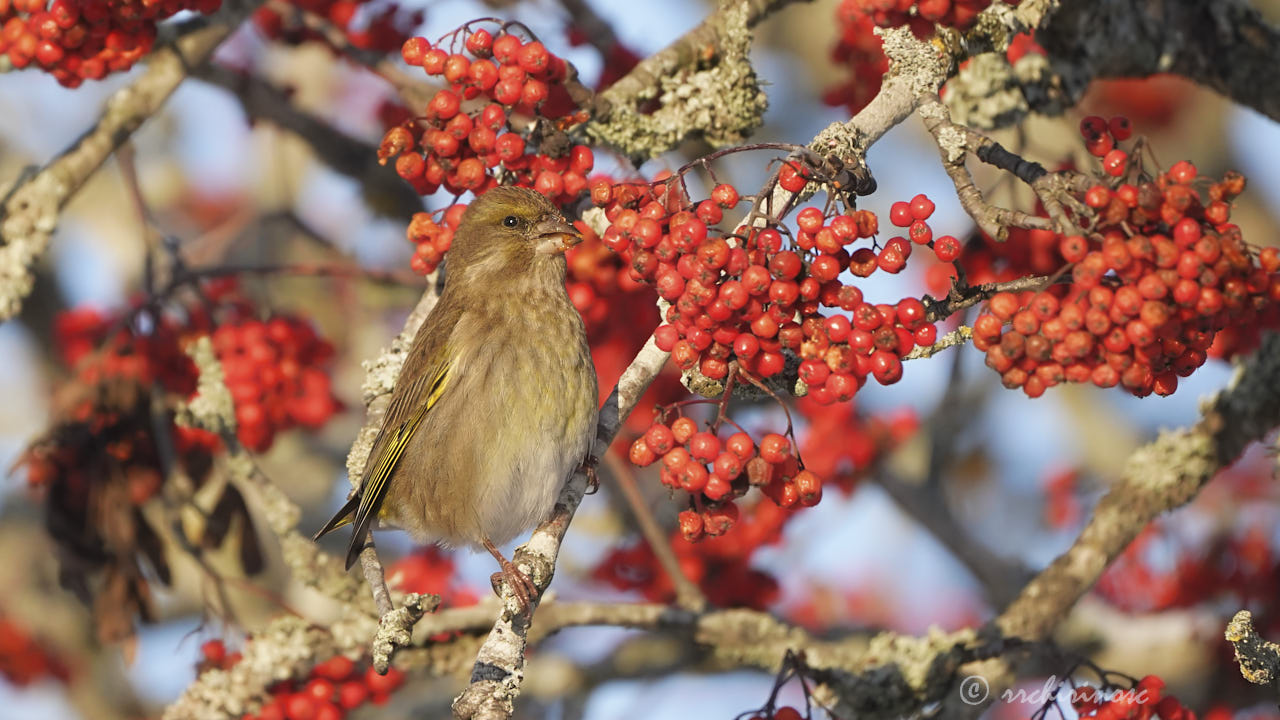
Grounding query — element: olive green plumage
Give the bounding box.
[315,186,599,571]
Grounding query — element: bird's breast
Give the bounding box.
[398,285,597,548]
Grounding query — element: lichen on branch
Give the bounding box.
[586,0,769,163]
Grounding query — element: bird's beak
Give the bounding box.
[532,216,582,255]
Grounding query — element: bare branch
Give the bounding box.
[603,451,707,612]
[917,97,1056,240]
[194,64,424,222]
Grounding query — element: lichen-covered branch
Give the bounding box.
[586,0,794,162]
[451,334,670,720]
[1226,610,1280,688]
[0,0,262,323]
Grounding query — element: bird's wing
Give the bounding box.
[312,298,461,569]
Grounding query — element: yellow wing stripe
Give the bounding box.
[354,361,451,526]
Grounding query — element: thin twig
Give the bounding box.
[603,450,707,612]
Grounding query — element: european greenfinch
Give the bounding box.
[315,186,598,609]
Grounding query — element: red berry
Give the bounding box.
[796,207,825,233]
[1102,149,1127,177]
[364,665,404,696]
[1079,115,1106,138]
[629,438,657,466]
[758,433,791,463]
[934,235,961,262]
[711,184,739,207]
[688,432,721,462]
[644,424,675,455]
[726,432,754,460]
[1108,115,1132,141]
[909,193,935,220]
[671,417,698,444]
[1168,160,1196,184]
[201,639,226,665]
[465,29,493,57]
[678,510,704,541]
[337,681,368,710]
[285,694,317,720]
[889,201,912,227]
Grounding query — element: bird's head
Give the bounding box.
[447,186,582,285]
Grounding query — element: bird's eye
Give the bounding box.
[502,215,519,228]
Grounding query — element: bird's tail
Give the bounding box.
[313,493,360,542]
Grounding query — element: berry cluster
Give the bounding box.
[404,204,465,276]
[211,317,341,452]
[196,643,406,720]
[0,616,69,686]
[594,179,943,399]
[594,500,786,609]
[972,158,1280,398]
[0,0,220,87]
[823,8,886,116]
[631,417,822,520]
[1096,523,1277,614]
[252,0,421,54]
[842,0,1006,35]
[378,27,593,267]
[54,293,342,454]
[1069,675,1192,720]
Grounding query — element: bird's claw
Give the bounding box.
[581,455,600,495]
[483,536,538,615]
[490,560,538,616]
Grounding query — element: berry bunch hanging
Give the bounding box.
[211,315,341,452]
[0,0,221,87]
[972,119,1280,398]
[591,175,942,399]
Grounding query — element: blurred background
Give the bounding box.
[1,0,1279,718]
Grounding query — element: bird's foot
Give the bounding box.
[580,455,600,495]
[483,538,538,615]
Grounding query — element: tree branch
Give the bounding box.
[949,333,1280,714]
[1038,0,1280,123]
[603,451,708,612]
[193,63,424,222]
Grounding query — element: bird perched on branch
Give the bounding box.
[315,186,599,611]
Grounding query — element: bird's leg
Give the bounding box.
[580,454,600,495]
[483,537,538,614]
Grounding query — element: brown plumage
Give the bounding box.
[315,186,598,608]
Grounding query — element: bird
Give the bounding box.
[314,185,599,611]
